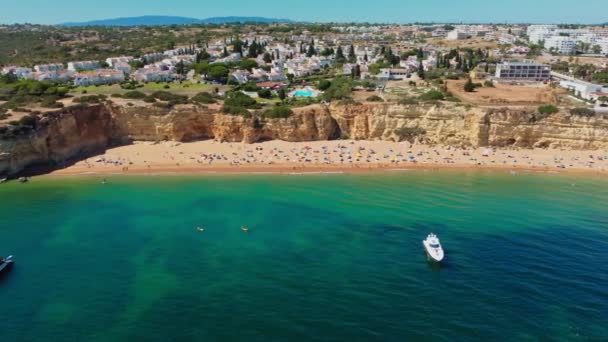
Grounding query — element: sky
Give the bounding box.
[0,0,607,25]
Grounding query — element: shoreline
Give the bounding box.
[45,161,608,178]
[29,139,608,179]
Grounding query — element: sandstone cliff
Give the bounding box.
[0,104,114,176]
[1,101,607,176]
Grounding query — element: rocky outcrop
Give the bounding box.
[110,104,339,143]
[0,104,114,176]
[480,108,608,149]
[329,102,482,146]
[1,101,607,176]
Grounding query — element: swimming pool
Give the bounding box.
[293,89,314,97]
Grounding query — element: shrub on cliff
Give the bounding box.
[18,114,37,128]
[224,92,260,109]
[317,79,332,91]
[538,105,559,115]
[190,92,217,104]
[40,97,64,108]
[122,91,146,100]
[257,88,272,99]
[366,95,384,102]
[221,105,251,118]
[394,126,426,142]
[262,106,293,119]
[73,95,103,104]
[419,90,445,102]
[322,77,353,101]
[398,97,419,105]
[150,91,188,105]
[463,78,476,92]
[570,107,595,117]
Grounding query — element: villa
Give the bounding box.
[34,63,64,72]
[132,68,176,82]
[231,70,251,84]
[106,56,134,67]
[73,69,125,86]
[26,70,75,82]
[379,68,411,80]
[68,60,100,72]
[1,66,32,78]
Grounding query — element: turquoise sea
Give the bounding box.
[0,171,607,341]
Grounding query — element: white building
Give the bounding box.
[73,69,125,86]
[141,53,164,64]
[231,70,251,84]
[342,63,357,75]
[113,62,132,74]
[26,70,74,82]
[545,36,577,55]
[132,68,176,83]
[499,34,517,45]
[106,56,133,67]
[527,25,558,44]
[378,68,410,80]
[447,30,470,41]
[559,79,607,100]
[495,60,551,82]
[1,66,32,78]
[597,37,608,55]
[34,63,64,72]
[68,61,100,72]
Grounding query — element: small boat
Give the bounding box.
[0,255,14,274]
[196,227,205,232]
[241,226,249,232]
[423,233,444,262]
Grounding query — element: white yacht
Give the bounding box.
[423,234,444,262]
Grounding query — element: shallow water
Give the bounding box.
[1,171,607,341]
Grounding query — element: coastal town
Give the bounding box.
[1,22,608,176]
[2,3,608,341]
[2,23,608,102]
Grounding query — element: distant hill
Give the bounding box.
[61,15,293,27]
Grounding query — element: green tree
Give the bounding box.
[317,79,332,91]
[348,45,356,63]
[336,46,346,63]
[233,39,244,56]
[307,44,316,57]
[464,78,475,92]
[248,40,259,58]
[278,88,287,102]
[417,62,425,80]
[263,53,272,64]
[257,88,272,99]
[208,64,229,81]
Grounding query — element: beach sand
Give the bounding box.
[45,140,608,177]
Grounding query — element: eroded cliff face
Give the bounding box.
[480,108,608,149]
[110,104,338,143]
[1,101,607,176]
[329,102,483,146]
[0,104,114,176]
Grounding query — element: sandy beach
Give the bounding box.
[45,140,608,177]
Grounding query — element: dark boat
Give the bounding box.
[0,255,14,274]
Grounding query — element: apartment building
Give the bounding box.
[527,25,558,44]
[495,60,551,82]
[67,60,100,72]
[545,36,577,54]
[34,63,64,72]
